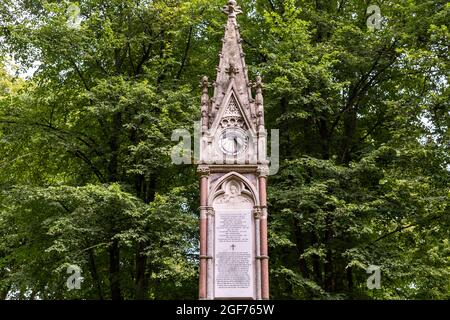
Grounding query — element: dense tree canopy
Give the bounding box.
[0,0,448,299]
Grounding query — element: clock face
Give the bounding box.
[219,128,249,156]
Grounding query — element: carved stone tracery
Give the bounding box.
[220,96,246,129]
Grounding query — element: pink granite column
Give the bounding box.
[258,167,270,300]
[198,167,209,299]
[254,207,262,300]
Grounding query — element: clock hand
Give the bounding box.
[234,137,241,152]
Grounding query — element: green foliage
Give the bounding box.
[0,0,448,299]
[0,184,197,299]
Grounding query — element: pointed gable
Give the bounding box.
[211,88,253,133]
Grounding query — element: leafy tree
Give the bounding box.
[0,0,448,299]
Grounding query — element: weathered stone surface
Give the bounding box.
[197,1,269,300]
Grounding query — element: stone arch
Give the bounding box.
[208,172,258,207]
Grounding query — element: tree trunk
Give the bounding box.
[323,212,334,291]
[109,239,122,300]
[280,96,292,159]
[318,117,330,160]
[88,248,104,300]
[340,106,357,164]
[310,233,322,284]
[347,267,354,293]
[135,242,148,300]
[108,112,122,182]
[0,286,10,300]
[324,248,333,291]
[293,221,309,278]
[134,177,156,299]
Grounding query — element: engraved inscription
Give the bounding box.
[216,252,251,289]
[217,212,249,243]
[214,209,254,298]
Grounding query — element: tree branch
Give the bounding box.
[69,149,106,182]
[371,213,447,244]
[67,57,91,92]
[176,25,194,80]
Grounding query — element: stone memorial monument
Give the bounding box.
[197,0,269,300]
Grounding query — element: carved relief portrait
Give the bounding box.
[214,179,253,207]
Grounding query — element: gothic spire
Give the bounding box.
[210,0,256,127]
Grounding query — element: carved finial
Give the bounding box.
[200,76,211,106]
[222,0,243,18]
[253,74,265,130]
[249,74,263,89]
[200,76,210,89]
[225,63,240,79]
[253,74,264,105]
[200,76,210,93]
[200,76,211,132]
[255,74,263,87]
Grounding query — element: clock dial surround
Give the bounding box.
[219,128,249,156]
